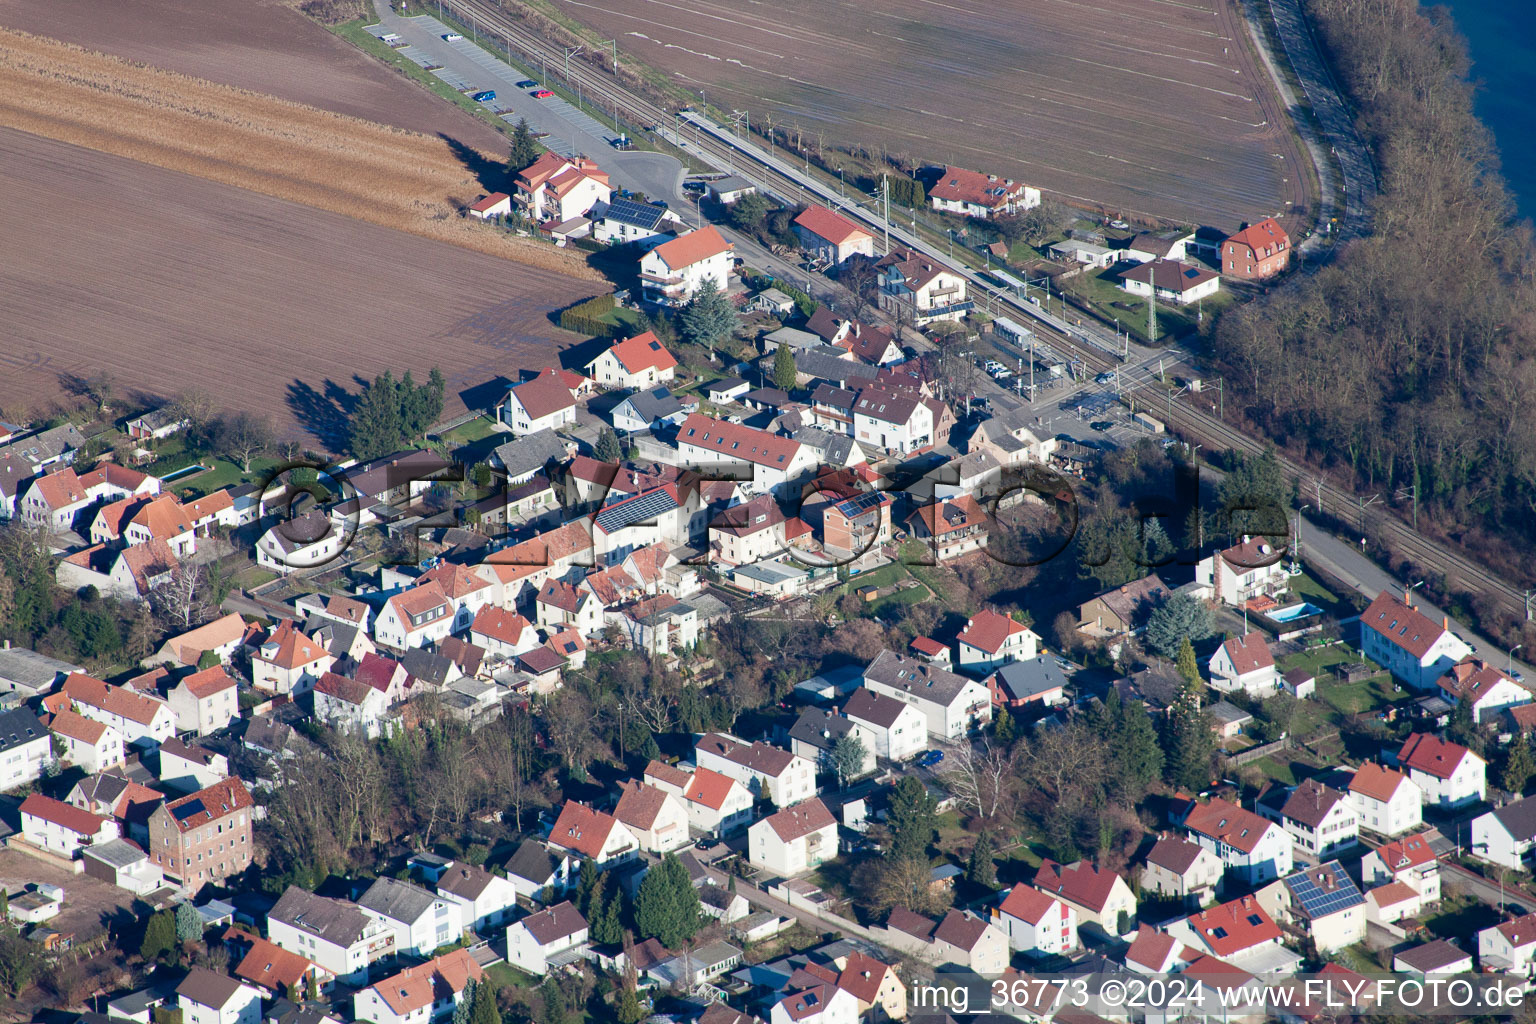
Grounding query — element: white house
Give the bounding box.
[1398,732,1486,809]
[1263,861,1366,954]
[20,793,120,856]
[995,884,1077,956]
[749,799,838,876]
[1195,536,1289,607]
[1167,895,1284,969]
[927,165,1039,218]
[59,673,176,747]
[374,584,455,651]
[156,737,230,793]
[251,622,334,696]
[1272,778,1359,859]
[313,672,393,739]
[771,984,858,1024]
[177,969,261,1024]
[955,609,1040,673]
[547,801,640,869]
[502,839,574,903]
[356,876,463,958]
[851,386,936,455]
[1346,762,1424,837]
[1478,912,1536,976]
[585,331,679,390]
[1208,633,1280,697]
[514,153,611,223]
[268,886,391,986]
[1117,259,1221,305]
[610,386,689,433]
[1438,658,1531,723]
[695,732,816,807]
[877,249,973,326]
[793,205,875,265]
[435,862,521,934]
[842,687,927,762]
[165,665,240,737]
[498,370,578,436]
[49,709,124,774]
[787,708,877,780]
[1140,834,1223,907]
[1032,859,1136,933]
[469,606,540,661]
[1360,833,1441,902]
[1360,589,1472,690]
[255,510,344,574]
[0,708,54,790]
[930,909,1010,974]
[1473,797,1536,871]
[351,949,483,1024]
[504,902,588,976]
[468,192,512,220]
[676,414,819,498]
[612,780,691,854]
[639,226,733,307]
[860,650,993,740]
[1394,939,1473,976]
[643,761,755,835]
[1180,797,1293,885]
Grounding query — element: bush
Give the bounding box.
[557,294,618,337]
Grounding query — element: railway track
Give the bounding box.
[447,0,1529,623]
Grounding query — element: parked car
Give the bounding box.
[442,32,463,41]
[1109,218,1130,230]
[516,79,538,88]
[984,360,1006,375]
[1095,372,1115,384]
[533,89,554,99]
[918,749,944,767]
[471,90,496,102]
[695,836,719,850]
[1090,420,1114,431]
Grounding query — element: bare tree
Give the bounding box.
[216,412,274,472]
[540,688,595,773]
[171,389,219,439]
[328,732,386,851]
[151,562,211,632]
[940,739,1016,820]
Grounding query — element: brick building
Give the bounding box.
[147,777,254,893]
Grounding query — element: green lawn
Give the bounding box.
[869,583,930,615]
[1276,641,1367,681]
[599,306,647,335]
[483,962,540,989]
[838,561,908,596]
[1249,755,1303,786]
[438,416,501,447]
[1424,893,1500,939]
[1318,674,1398,716]
[1285,568,1362,619]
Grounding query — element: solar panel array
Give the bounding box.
[172,798,207,822]
[1286,862,1363,918]
[595,488,678,533]
[604,198,666,230]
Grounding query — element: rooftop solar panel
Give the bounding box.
[172,799,207,821]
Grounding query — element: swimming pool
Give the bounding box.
[160,463,210,482]
[1268,601,1323,623]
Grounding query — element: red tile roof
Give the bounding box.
[1279,778,1347,828]
[1145,835,1207,874]
[957,609,1032,656]
[49,708,109,744]
[999,884,1062,926]
[614,781,674,831]
[650,226,732,269]
[1182,798,1275,854]
[1033,859,1124,914]
[129,495,194,540]
[929,165,1030,209]
[644,760,692,790]
[1219,633,1274,676]
[256,621,328,670]
[606,331,679,375]
[933,908,993,951]
[180,665,237,699]
[762,799,835,842]
[1349,761,1411,802]
[911,494,987,538]
[1439,658,1522,702]
[507,371,577,421]
[30,468,88,510]
[778,985,835,1022]
[1188,896,1281,957]
[470,606,533,647]
[231,929,315,991]
[836,953,889,1005]
[1362,590,1450,659]
[909,636,947,658]
[1398,733,1476,780]
[1225,217,1290,254]
[1125,926,1181,971]
[1118,258,1218,294]
[63,673,168,727]
[162,778,253,832]
[678,414,802,470]
[470,192,510,213]
[793,205,870,247]
[548,801,622,859]
[21,793,109,834]
[1372,833,1437,872]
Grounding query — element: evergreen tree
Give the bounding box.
[1161,678,1216,791]
[575,858,600,916]
[772,342,798,391]
[469,978,499,1024]
[1145,594,1216,659]
[967,829,998,888]
[349,371,403,460]
[399,369,426,439]
[993,706,1016,746]
[140,909,176,961]
[425,367,446,429]
[306,972,319,1002]
[828,733,867,788]
[1115,698,1165,791]
[452,983,475,1024]
[538,979,569,1024]
[174,901,202,943]
[1504,738,1536,795]
[1448,697,1480,753]
[595,428,622,463]
[616,982,646,1024]
[1175,636,1201,686]
[591,886,623,945]
[887,775,938,861]
[508,118,540,171]
[634,853,702,948]
[677,278,736,353]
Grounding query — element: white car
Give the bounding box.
[442,32,463,41]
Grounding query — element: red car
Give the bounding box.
[533,89,554,99]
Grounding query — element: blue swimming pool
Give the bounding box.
[1268,601,1323,623]
[161,463,209,482]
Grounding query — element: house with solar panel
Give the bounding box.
[610,386,691,433]
[593,197,682,247]
[146,777,253,894]
[590,481,703,565]
[585,331,679,390]
[1257,861,1366,954]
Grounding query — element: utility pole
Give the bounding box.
[1146,286,1157,345]
[563,45,583,85]
[599,38,617,74]
[1397,483,1419,532]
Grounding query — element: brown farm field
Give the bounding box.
[0,128,601,446]
[0,0,506,152]
[542,0,1304,228]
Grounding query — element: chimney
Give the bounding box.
[1444,616,1449,629]
[1404,585,1412,604]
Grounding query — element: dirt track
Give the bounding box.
[0,0,508,152]
[0,129,600,445]
[546,0,1304,228]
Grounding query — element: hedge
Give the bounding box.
[559,294,619,337]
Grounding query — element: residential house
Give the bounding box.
[58,538,181,601]
[0,707,53,790]
[228,930,321,998]
[1473,797,1536,870]
[1367,881,1426,928]
[1140,834,1223,907]
[1169,895,1284,969]
[0,453,32,521]
[927,166,1040,218]
[147,612,249,669]
[374,585,455,651]
[706,176,756,204]
[877,249,972,326]
[127,407,189,442]
[251,622,334,696]
[834,953,905,1020]
[513,153,611,223]
[1398,732,1486,808]
[930,909,1010,973]
[695,732,816,806]
[955,610,1041,673]
[1263,861,1366,954]
[488,429,572,486]
[988,657,1069,709]
[749,799,838,876]
[851,385,934,454]
[859,650,993,740]
[19,793,120,857]
[1360,833,1441,901]
[313,673,393,739]
[157,737,230,793]
[1222,218,1291,280]
[498,368,578,436]
[1195,536,1289,607]
[1032,859,1136,933]
[268,886,393,985]
[1272,778,1359,858]
[770,984,857,1024]
[585,331,679,390]
[146,778,254,894]
[20,467,92,531]
[639,226,733,307]
[1117,259,1220,305]
[166,665,239,737]
[593,196,682,246]
[787,709,877,780]
[120,495,197,557]
[1359,589,1472,690]
[504,902,588,976]
[1179,797,1294,884]
[995,884,1078,956]
[547,801,639,869]
[357,876,463,958]
[468,607,539,661]
[1077,575,1172,638]
[1346,762,1424,836]
[351,949,483,1024]
[612,780,691,854]
[905,495,989,564]
[177,969,261,1024]
[534,580,603,637]
[255,510,342,574]
[66,772,162,844]
[0,422,85,470]
[833,323,904,367]
[1208,633,1280,696]
[815,490,892,561]
[643,761,755,835]
[468,192,512,219]
[1478,912,1536,976]
[611,386,689,433]
[0,645,80,701]
[48,710,124,774]
[1438,658,1531,723]
[710,495,788,566]
[1124,926,1190,975]
[1394,939,1472,976]
[794,206,875,265]
[676,414,818,498]
[58,673,175,747]
[502,839,574,903]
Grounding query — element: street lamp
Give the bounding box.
[1510,644,1523,674]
